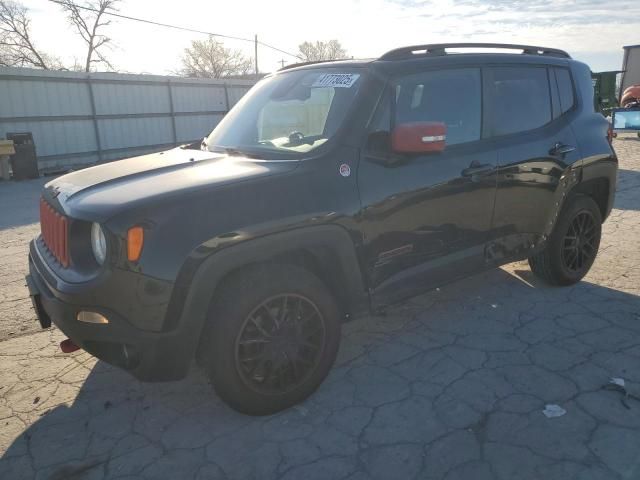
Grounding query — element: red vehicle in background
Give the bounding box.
[621,85,640,108]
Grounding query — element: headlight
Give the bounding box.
[90,223,107,265]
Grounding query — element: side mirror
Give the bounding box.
[391,122,446,154]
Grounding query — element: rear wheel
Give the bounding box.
[201,264,341,415]
[528,195,602,286]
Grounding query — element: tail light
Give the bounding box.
[607,124,614,144]
[39,198,70,268]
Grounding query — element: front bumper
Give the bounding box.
[27,246,194,382]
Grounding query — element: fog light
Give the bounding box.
[77,311,109,324]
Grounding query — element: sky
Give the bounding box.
[19,0,640,75]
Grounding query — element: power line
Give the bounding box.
[46,0,303,60]
[258,40,301,60]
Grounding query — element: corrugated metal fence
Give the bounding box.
[0,67,255,172]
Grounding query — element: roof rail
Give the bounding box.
[379,43,571,61]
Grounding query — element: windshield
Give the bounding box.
[205,69,364,156]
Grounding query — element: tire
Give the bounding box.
[528,195,602,286]
[201,264,341,415]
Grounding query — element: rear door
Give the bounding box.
[357,67,498,305]
[486,64,582,261]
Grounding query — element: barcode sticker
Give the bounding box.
[312,73,360,88]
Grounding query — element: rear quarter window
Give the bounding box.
[554,67,575,114]
[489,66,552,136]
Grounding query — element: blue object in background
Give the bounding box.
[612,108,640,131]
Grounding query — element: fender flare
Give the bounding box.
[577,154,617,220]
[165,225,369,365]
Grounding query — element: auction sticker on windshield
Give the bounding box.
[312,73,360,88]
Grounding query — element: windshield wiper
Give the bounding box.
[210,146,265,159]
[224,147,250,157]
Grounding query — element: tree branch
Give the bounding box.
[298,39,348,62]
[181,35,253,79]
[57,0,119,72]
[0,0,53,69]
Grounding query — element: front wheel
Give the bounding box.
[528,195,602,286]
[200,264,341,415]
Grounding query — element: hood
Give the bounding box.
[46,148,299,221]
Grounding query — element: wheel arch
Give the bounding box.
[572,177,610,221]
[163,225,369,367]
[574,152,617,222]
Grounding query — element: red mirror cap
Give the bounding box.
[392,122,447,153]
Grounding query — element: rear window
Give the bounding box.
[489,67,552,136]
[555,68,575,114]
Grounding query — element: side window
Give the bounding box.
[394,68,482,146]
[489,67,552,136]
[554,68,575,114]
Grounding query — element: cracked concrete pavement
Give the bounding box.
[1,136,640,479]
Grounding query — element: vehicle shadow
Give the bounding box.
[2,265,640,479]
[615,168,640,211]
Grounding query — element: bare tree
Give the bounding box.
[181,36,253,78]
[298,40,348,62]
[0,0,56,69]
[57,0,118,72]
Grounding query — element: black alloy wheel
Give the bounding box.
[561,210,598,273]
[201,264,341,415]
[528,195,602,286]
[235,294,326,395]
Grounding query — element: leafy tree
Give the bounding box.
[298,40,348,62]
[181,35,253,78]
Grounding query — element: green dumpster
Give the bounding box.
[592,70,622,114]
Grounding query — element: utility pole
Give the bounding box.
[254,34,259,80]
[278,59,286,69]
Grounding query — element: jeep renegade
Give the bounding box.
[27,43,617,415]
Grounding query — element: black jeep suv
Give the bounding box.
[27,43,617,415]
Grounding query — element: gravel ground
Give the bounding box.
[0,136,639,480]
[0,177,47,340]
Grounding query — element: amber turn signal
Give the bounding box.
[127,226,144,262]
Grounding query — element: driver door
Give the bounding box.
[357,67,498,306]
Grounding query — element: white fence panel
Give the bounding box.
[0,67,255,172]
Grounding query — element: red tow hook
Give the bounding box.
[60,338,80,353]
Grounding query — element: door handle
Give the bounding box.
[549,142,576,156]
[461,162,493,177]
